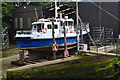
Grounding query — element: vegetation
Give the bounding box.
[7,56,120,79]
[0,45,22,69]
[2,2,16,28]
[0,45,21,58]
[2,2,75,28]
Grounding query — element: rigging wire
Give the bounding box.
[88,0,120,22]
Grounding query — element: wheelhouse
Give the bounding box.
[32,21,60,34]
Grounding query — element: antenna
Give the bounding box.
[34,8,38,21]
[55,0,59,19]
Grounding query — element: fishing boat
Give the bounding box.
[15,2,90,53]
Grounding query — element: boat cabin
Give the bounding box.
[31,18,75,35]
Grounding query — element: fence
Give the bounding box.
[0,27,9,51]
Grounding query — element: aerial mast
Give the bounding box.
[76,0,80,53]
[55,0,59,19]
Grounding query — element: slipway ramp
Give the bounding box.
[79,46,120,58]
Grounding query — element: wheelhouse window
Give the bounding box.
[65,21,67,26]
[37,24,44,30]
[54,25,58,29]
[33,23,44,32]
[34,25,37,28]
[47,24,52,29]
[68,21,73,26]
[60,21,63,26]
[47,24,58,29]
[32,25,37,30]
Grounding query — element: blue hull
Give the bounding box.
[16,34,88,49]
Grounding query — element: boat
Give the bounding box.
[14,1,90,59]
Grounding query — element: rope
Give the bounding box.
[88,0,120,22]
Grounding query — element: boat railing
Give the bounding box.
[16,30,31,35]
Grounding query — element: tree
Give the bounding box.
[2,2,15,28]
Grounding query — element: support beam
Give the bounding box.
[63,21,69,57]
[52,17,56,59]
[76,1,80,53]
[19,50,24,62]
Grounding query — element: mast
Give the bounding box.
[34,8,38,21]
[55,0,58,19]
[52,17,56,59]
[76,0,80,53]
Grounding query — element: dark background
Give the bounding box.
[11,2,120,43]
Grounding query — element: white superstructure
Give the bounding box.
[15,17,90,39]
